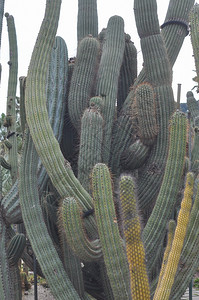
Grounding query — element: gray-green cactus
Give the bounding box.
[1,0,199,299]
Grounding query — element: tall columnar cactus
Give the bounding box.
[1,0,198,299]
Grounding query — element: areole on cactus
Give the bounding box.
[0,0,199,299]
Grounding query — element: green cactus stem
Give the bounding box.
[19,129,81,299]
[78,104,103,192]
[5,13,18,184]
[91,163,131,300]
[186,91,199,126]
[68,36,100,131]
[135,82,158,146]
[25,0,96,234]
[77,0,98,43]
[190,4,199,91]
[142,111,187,274]
[117,33,137,112]
[95,15,125,163]
[19,76,26,134]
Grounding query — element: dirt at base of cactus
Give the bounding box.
[22,285,55,300]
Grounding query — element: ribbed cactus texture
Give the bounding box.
[120,175,150,299]
[0,0,198,299]
[154,172,194,300]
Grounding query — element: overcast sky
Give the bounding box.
[0,0,197,114]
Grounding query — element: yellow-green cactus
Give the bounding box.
[119,175,150,300]
[154,172,194,300]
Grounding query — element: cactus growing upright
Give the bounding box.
[0,0,199,299]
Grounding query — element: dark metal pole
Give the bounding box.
[33,254,38,300]
[177,83,181,110]
[189,279,193,300]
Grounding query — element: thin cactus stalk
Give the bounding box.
[154,172,194,300]
[169,178,199,299]
[155,220,176,293]
[4,13,18,184]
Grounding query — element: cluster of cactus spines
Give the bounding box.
[91,163,131,300]
[1,0,199,299]
[186,91,199,126]
[119,175,150,299]
[154,172,194,300]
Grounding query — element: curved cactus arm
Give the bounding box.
[119,175,150,300]
[0,156,11,170]
[7,233,26,266]
[170,179,199,299]
[142,111,187,274]
[120,140,150,171]
[19,129,81,300]
[77,0,98,43]
[25,0,96,232]
[38,35,69,191]
[95,15,125,163]
[161,0,195,66]
[91,163,131,300]
[60,197,102,262]
[68,36,100,131]
[4,13,18,184]
[154,172,194,300]
[110,0,194,173]
[1,180,21,224]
